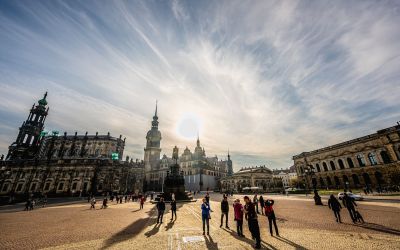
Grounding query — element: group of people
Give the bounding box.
[328,193,364,223]
[155,196,177,224]
[200,194,279,249]
[24,196,47,211]
[88,193,146,210]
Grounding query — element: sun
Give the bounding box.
[176,113,202,140]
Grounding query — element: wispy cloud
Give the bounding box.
[0,0,399,170]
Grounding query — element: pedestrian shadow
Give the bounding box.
[131,208,141,212]
[204,235,218,249]
[345,222,400,236]
[144,223,162,237]
[100,207,157,249]
[276,217,288,223]
[273,236,307,250]
[221,228,277,250]
[165,219,175,231]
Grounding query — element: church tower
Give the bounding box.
[7,92,49,160]
[144,102,162,172]
[227,150,233,176]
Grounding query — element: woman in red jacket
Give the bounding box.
[233,199,244,237]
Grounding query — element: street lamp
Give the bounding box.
[304,165,315,197]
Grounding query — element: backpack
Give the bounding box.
[264,204,273,216]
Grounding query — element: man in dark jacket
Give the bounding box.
[220,195,229,228]
[157,197,166,223]
[259,196,265,215]
[328,194,342,223]
[170,199,177,221]
[264,199,279,236]
[342,193,357,223]
[244,196,261,249]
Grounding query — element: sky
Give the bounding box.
[0,0,399,171]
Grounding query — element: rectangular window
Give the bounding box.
[30,183,37,191]
[58,183,64,191]
[16,183,23,192]
[2,184,9,192]
[83,182,88,191]
[44,183,50,191]
[72,182,77,190]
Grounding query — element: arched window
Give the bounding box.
[326,176,332,187]
[347,158,354,168]
[375,171,384,185]
[338,159,345,169]
[368,152,378,165]
[352,174,360,187]
[334,176,340,188]
[319,177,325,187]
[363,173,371,185]
[380,151,391,164]
[322,162,328,171]
[316,163,321,172]
[357,154,366,167]
[330,161,336,170]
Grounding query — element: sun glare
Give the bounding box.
[176,113,202,140]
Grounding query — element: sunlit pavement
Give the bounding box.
[0,193,399,250]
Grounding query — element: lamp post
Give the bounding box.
[304,165,315,197]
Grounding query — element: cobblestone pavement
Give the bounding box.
[0,194,399,250]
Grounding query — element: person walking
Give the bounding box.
[205,192,210,204]
[220,195,230,228]
[244,196,261,249]
[90,197,96,210]
[259,196,265,215]
[170,199,177,220]
[233,198,244,237]
[253,194,259,214]
[156,197,166,223]
[140,196,145,209]
[101,197,108,209]
[201,198,211,235]
[342,193,357,223]
[328,194,342,223]
[264,199,279,236]
[171,193,175,201]
[30,199,35,210]
[24,199,31,211]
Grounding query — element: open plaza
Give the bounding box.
[0,193,399,250]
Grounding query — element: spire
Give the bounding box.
[155,100,158,117]
[151,101,159,129]
[196,133,200,147]
[38,91,48,106]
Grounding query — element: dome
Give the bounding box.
[146,129,161,139]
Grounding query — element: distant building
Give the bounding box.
[293,124,400,190]
[0,93,144,202]
[143,104,232,192]
[272,169,297,188]
[219,165,280,193]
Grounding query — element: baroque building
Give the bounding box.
[143,105,233,192]
[219,165,278,193]
[0,93,144,203]
[293,124,400,190]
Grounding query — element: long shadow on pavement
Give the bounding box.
[344,222,400,236]
[222,227,278,250]
[204,235,218,249]
[272,236,307,250]
[101,207,157,249]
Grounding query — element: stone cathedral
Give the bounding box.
[143,104,233,192]
[0,93,144,204]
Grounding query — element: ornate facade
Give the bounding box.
[219,166,278,193]
[0,93,144,203]
[143,105,233,192]
[293,124,400,190]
